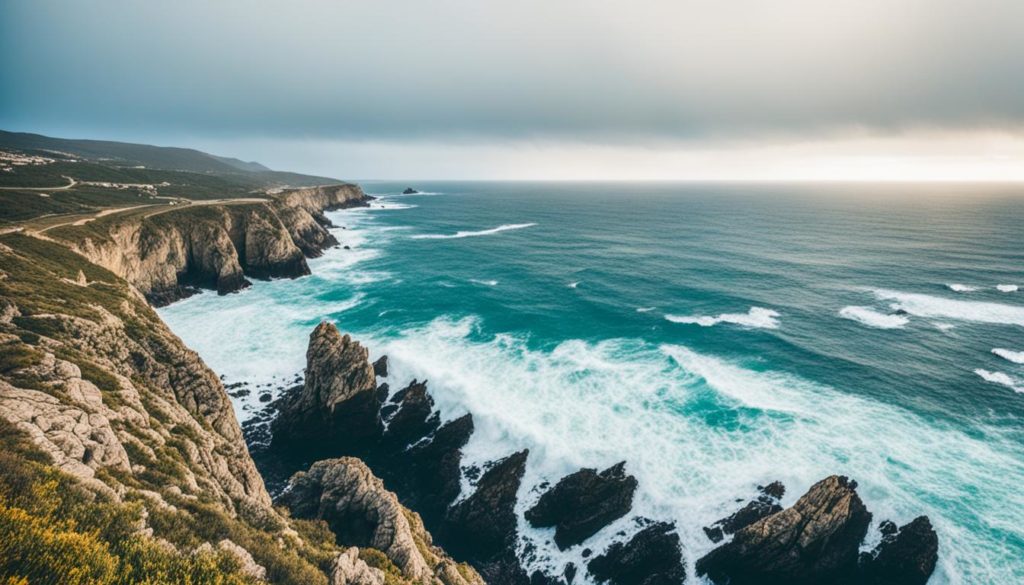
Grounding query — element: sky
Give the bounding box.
[2,0,1023,180]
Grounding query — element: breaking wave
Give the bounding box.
[665,306,780,329]
[992,348,1024,364]
[410,223,537,240]
[839,306,909,329]
[975,369,1024,393]
[871,289,1024,328]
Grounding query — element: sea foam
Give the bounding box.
[365,315,1024,584]
[993,348,1024,364]
[872,289,1024,328]
[947,284,979,293]
[665,306,780,329]
[410,223,537,240]
[975,369,1024,393]
[838,306,909,329]
[997,284,1019,293]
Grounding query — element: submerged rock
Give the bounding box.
[525,462,638,550]
[703,481,785,543]
[587,521,685,585]
[859,516,938,585]
[696,475,872,585]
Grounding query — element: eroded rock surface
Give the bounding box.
[703,481,785,543]
[587,521,685,585]
[697,475,872,584]
[525,462,637,550]
[280,457,484,585]
[859,516,938,585]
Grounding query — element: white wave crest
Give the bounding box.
[975,369,1024,393]
[997,284,1019,293]
[947,284,979,293]
[872,289,1024,327]
[993,348,1024,364]
[410,223,537,240]
[636,307,656,313]
[665,306,780,329]
[568,281,580,289]
[470,279,499,286]
[839,306,909,329]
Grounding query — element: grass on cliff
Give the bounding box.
[0,419,256,585]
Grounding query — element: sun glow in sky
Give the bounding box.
[2,0,1023,181]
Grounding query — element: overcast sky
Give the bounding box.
[2,0,1023,180]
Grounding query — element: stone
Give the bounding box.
[859,516,938,585]
[703,481,785,543]
[373,355,389,378]
[525,461,638,550]
[587,522,685,585]
[696,475,872,585]
[443,450,529,562]
[330,548,385,585]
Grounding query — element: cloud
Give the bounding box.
[2,0,1024,143]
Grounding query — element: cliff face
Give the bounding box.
[49,183,371,306]
[0,231,467,585]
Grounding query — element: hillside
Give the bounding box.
[0,130,340,225]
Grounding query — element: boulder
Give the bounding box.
[703,481,785,543]
[443,450,530,562]
[525,462,638,549]
[696,475,872,585]
[329,548,385,585]
[373,355,389,377]
[859,516,938,585]
[279,457,484,585]
[587,522,685,585]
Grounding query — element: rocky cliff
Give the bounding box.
[0,232,470,585]
[47,183,370,306]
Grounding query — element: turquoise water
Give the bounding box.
[160,182,1024,583]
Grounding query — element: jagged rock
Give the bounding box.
[526,462,638,550]
[403,188,419,194]
[443,450,529,562]
[703,481,785,543]
[214,539,267,581]
[587,522,685,585]
[330,548,385,585]
[696,475,872,585]
[280,457,484,585]
[384,380,441,448]
[391,413,474,526]
[859,516,938,585]
[373,355,389,378]
[271,322,382,456]
[57,184,370,305]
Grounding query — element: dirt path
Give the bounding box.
[25,196,270,234]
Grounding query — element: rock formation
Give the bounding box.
[525,462,637,550]
[702,481,785,543]
[403,187,419,194]
[587,522,686,585]
[280,457,484,585]
[859,517,939,585]
[51,183,371,305]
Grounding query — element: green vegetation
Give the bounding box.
[0,419,256,585]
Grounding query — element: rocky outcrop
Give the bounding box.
[53,183,371,305]
[373,355,389,378]
[330,548,386,585]
[280,457,484,585]
[525,462,637,550]
[697,475,872,584]
[587,522,685,585]
[703,481,785,543]
[443,450,529,561]
[859,517,938,585]
[270,322,382,460]
[403,188,419,195]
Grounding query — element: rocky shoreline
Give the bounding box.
[0,183,939,585]
[258,321,940,585]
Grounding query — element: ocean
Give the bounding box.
[159,182,1024,584]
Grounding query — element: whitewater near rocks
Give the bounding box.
[160,181,1024,584]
